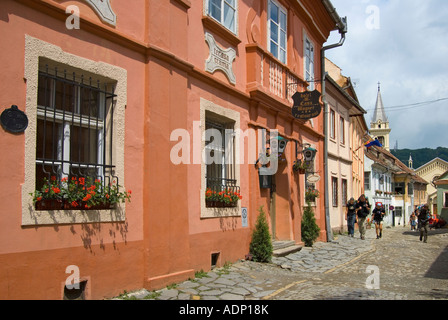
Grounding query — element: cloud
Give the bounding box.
[325,0,448,149]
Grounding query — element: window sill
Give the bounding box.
[23,200,126,226]
[202,15,241,47]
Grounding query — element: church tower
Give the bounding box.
[370,83,391,151]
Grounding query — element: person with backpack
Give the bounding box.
[356,194,371,240]
[418,205,431,243]
[346,197,357,238]
[372,203,386,239]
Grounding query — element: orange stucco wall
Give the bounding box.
[0,0,335,299]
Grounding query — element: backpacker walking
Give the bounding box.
[356,194,371,240]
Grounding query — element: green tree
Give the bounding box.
[301,202,320,247]
[249,206,273,263]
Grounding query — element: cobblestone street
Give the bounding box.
[116,226,448,301]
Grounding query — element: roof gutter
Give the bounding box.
[321,0,347,242]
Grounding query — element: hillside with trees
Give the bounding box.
[391,147,448,169]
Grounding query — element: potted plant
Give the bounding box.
[30,176,131,211]
[305,188,320,203]
[205,188,242,208]
[293,159,309,174]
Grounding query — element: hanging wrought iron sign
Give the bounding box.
[291,90,322,121]
[1,105,28,133]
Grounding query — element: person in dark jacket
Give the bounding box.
[418,205,430,243]
[356,194,371,240]
[346,197,357,238]
[372,203,385,239]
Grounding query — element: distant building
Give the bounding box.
[365,146,428,226]
[365,85,427,226]
[414,158,448,213]
[434,171,448,220]
[324,59,368,234]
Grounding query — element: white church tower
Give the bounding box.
[370,83,391,151]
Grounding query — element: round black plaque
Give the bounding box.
[0,105,28,133]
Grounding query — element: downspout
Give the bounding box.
[321,0,347,242]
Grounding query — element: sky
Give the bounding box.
[324,0,448,150]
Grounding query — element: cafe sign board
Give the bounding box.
[291,90,322,121]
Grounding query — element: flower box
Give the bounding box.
[205,200,238,208]
[35,199,64,211]
[205,188,242,208]
[35,199,116,211]
[31,176,131,211]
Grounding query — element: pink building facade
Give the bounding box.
[0,0,344,299]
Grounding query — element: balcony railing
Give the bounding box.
[246,44,308,105]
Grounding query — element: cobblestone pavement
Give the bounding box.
[114,226,448,301]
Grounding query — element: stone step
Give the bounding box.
[272,241,302,257]
[272,240,296,251]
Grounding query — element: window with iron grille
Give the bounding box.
[342,179,347,206]
[205,118,240,207]
[36,64,117,193]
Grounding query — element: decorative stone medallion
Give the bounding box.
[205,32,236,85]
[84,0,116,26]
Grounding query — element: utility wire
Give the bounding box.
[365,97,448,112]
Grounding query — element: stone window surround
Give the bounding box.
[22,35,127,226]
[200,98,241,219]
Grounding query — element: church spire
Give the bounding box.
[372,82,388,124]
[369,82,391,151]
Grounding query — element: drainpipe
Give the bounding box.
[321,1,347,242]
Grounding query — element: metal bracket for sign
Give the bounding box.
[286,79,323,99]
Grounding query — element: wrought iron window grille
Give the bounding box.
[36,64,119,192]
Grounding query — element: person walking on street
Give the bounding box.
[372,203,385,239]
[409,211,417,231]
[418,205,430,243]
[356,194,371,240]
[346,197,357,238]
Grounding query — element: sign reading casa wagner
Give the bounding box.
[291,90,322,120]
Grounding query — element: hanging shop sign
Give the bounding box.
[1,105,28,133]
[291,90,322,121]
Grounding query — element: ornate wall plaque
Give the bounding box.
[0,105,28,133]
[84,0,116,26]
[205,32,236,85]
[292,90,322,121]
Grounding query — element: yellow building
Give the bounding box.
[414,157,448,213]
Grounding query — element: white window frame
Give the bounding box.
[304,33,315,90]
[332,177,338,207]
[200,98,241,218]
[340,116,345,145]
[268,0,287,64]
[330,109,336,140]
[22,35,127,226]
[207,0,238,34]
